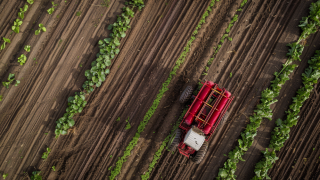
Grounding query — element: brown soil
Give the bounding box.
[1,0,320,180]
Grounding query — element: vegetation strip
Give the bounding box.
[252,50,320,180]
[203,0,247,76]
[54,0,145,138]
[217,1,320,179]
[140,0,248,178]
[140,109,188,180]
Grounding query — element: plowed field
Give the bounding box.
[1,0,320,180]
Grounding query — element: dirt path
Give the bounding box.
[1,0,320,179]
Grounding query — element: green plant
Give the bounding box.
[108,166,113,170]
[230,72,232,77]
[30,171,42,180]
[15,80,20,86]
[35,24,46,35]
[52,166,56,171]
[41,147,51,160]
[125,117,131,130]
[2,173,8,179]
[101,0,110,7]
[110,155,113,158]
[0,95,3,101]
[2,73,15,89]
[76,11,81,16]
[47,2,58,14]
[127,0,145,11]
[18,54,27,65]
[116,117,120,121]
[1,37,11,50]
[24,45,31,52]
[217,2,320,179]
[18,4,28,19]
[12,19,22,33]
[27,0,34,4]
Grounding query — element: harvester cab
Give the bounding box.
[168,81,234,164]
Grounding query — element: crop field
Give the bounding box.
[1,0,320,180]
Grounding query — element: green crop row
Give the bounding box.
[54,0,144,138]
[217,1,320,179]
[109,1,221,179]
[12,4,28,33]
[140,108,188,180]
[252,50,320,180]
[203,0,247,76]
[82,1,143,93]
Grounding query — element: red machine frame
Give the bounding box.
[178,81,234,158]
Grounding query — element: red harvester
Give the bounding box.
[168,81,234,164]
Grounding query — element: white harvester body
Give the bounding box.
[183,127,206,151]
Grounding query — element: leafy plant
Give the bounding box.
[2,73,15,89]
[41,147,51,160]
[52,166,56,171]
[230,72,232,77]
[0,95,3,101]
[2,173,8,179]
[18,54,27,65]
[125,117,131,130]
[101,0,110,7]
[1,37,11,50]
[24,45,31,52]
[27,0,34,5]
[35,24,46,35]
[47,2,58,15]
[18,4,28,19]
[30,171,42,180]
[116,117,120,121]
[15,80,20,86]
[76,11,81,16]
[127,0,145,11]
[12,19,22,33]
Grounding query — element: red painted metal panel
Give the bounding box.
[203,90,231,134]
[184,81,215,125]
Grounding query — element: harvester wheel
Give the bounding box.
[180,86,193,103]
[168,128,182,151]
[216,111,229,131]
[191,141,208,164]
